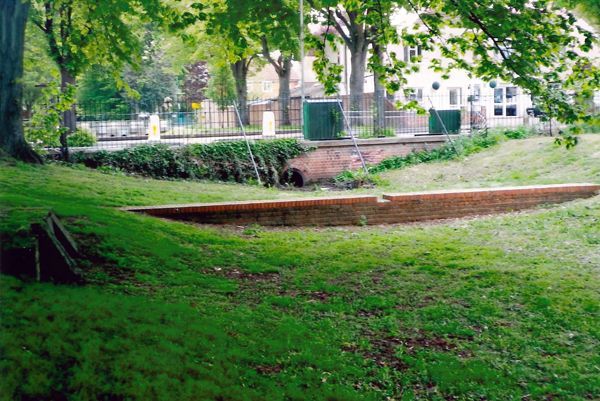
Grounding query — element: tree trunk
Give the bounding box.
[349,40,368,126]
[230,59,250,126]
[0,0,43,163]
[59,67,77,160]
[278,57,292,127]
[373,44,386,133]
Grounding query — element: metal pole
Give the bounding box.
[469,95,473,136]
[233,103,262,186]
[299,0,305,127]
[336,99,368,173]
[427,95,457,153]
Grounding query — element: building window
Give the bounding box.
[494,88,503,104]
[506,104,517,116]
[449,88,462,106]
[407,88,423,101]
[404,46,422,62]
[471,84,481,101]
[493,86,518,116]
[262,81,273,93]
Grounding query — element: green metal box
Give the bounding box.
[429,109,461,134]
[303,100,344,140]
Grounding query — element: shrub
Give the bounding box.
[368,129,517,175]
[72,145,200,180]
[25,80,75,151]
[568,115,600,134]
[502,126,534,139]
[71,139,307,186]
[356,127,396,139]
[333,170,384,189]
[373,127,396,137]
[67,129,97,147]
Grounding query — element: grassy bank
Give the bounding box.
[0,136,599,400]
[376,134,600,193]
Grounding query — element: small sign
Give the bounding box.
[262,111,276,137]
[147,114,161,141]
[191,102,201,110]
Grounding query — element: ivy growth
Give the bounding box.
[71,139,307,186]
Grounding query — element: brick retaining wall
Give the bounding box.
[288,136,449,185]
[124,184,600,227]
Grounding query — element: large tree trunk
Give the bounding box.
[349,44,367,126]
[230,59,250,126]
[0,0,43,163]
[59,67,77,160]
[278,57,292,127]
[373,44,386,133]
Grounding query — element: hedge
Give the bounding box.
[71,139,307,186]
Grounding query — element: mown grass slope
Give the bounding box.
[0,135,599,401]
[377,134,600,192]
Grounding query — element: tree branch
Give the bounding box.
[261,36,283,75]
[329,8,352,47]
[44,1,64,64]
[334,8,351,31]
[33,19,47,33]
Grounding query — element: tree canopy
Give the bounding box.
[308,0,599,122]
[2,0,600,162]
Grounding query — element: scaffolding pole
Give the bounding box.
[336,99,368,174]
[233,103,262,186]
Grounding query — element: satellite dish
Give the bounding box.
[432,81,440,90]
[489,80,497,89]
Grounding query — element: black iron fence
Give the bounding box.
[66,94,589,151]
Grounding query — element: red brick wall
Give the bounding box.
[288,136,448,184]
[125,184,600,227]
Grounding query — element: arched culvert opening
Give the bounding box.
[280,168,305,188]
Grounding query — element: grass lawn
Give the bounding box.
[0,135,599,400]
[374,134,600,193]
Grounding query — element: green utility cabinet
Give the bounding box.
[303,100,344,140]
[429,109,461,134]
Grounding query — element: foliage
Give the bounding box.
[558,0,600,26]
[206,64,237,110]
[22,20,59,116]
[307,0,600,124]
[368,128,534,174]
[187,139,307,185]
[356,126,396,138]
[502,127,534,140]
[307,0,396,100]
[554,131,580,149]
[77,65,127,112]
[122,26,179,110]
[71,145,199,180]
[29,0,176,79]
[24,81,76,150]
[77,26,180,115]
[71,139,307,186]
[1,155,599,400]
[27,0,185,140]
[66,129,97,147]
[183,61,210,103]
[333,169,383,189]
[568,114,600,134]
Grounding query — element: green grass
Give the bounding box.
[375,134,600,193]
[1,136,599,400]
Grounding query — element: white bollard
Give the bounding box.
[262,111,276,138]
[147,114,161,141]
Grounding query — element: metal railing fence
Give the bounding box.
[50,93,594,151]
